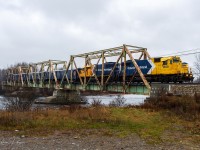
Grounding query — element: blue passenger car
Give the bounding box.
[56,70,67,81]
[22,73,27,81]
[66,69,78,81]
[13,74,19,81]
[55,70,63,80]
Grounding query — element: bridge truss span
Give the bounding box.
[5,44,152,95]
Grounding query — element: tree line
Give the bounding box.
[0,62,28,82]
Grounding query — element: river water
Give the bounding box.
[0,94,148,110]
[0,96,4,109]
[85,94,148,105]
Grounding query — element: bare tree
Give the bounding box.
[194,54,200,83]
[0,62,29,82]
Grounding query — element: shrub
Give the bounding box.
[3,91,37,112]
[91,98,102,107]
[141,94,200,120]
[109,95,126,107]
[194,92,200,104]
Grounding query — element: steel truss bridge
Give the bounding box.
[4,44,152,95]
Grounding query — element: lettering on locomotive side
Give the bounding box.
[98,68,112,71]
[127,66,147,70]
[97,66,148,71]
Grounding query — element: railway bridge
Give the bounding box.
[1,44,174,95]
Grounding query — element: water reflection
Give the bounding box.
[85,94,147,105]
[0,96,5,109]
[0,94,148,110]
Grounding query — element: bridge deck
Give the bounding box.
[3,82,149,95]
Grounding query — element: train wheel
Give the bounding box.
[173,77,177,83]
[161,77,165,83]
[164,77,169,83]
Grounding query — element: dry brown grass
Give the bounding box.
[0,105,199,144]
[141,94,200,120]
[0,106,110,130]
[0,106,169,143]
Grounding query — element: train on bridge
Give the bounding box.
[79,55,193,83]
[9,55,193,84]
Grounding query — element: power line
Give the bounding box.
[164,48,199,56]
[155,48,200,57]
[193,72,200,75]
[176,51,200,57]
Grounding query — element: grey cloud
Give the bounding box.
[0,0,199,69]
[21,0,108,21]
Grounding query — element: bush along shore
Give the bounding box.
[0,90,200,145]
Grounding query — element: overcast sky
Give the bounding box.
[0,0,199,69]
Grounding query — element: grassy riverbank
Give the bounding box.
[0,106,199,144]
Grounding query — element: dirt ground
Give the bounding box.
[0,130,199,150]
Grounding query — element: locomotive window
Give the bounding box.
[182,64,186,66]
[173,58,179,63]
[154,58,161,62]
[170,60,172,64]
[163,61,167,65]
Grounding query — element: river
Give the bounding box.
[85,94,148,105]
[0,94,148,110]
[0,96,4,109]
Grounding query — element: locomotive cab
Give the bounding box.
[151,56,193,83]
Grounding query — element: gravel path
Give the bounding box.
[0,130,199,150]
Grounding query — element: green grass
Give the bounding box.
[0,108,167,142]
[0,107,199,144]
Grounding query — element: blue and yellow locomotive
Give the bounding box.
[78,56,193,83]
[10,56,193,84]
